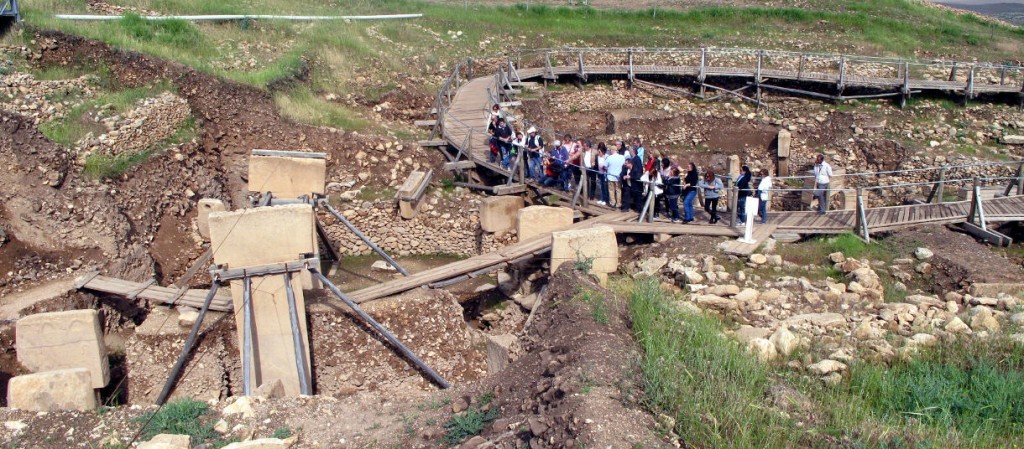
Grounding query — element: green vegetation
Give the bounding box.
[38,81,177,147]
[576,286,609,325]
[622,276,1024,448]
[134,398,218,443]
[273,86,368,131]
[441,394,499,445]
[627,277,801,447]
[12,0,1024,134]
[271,426,293,439]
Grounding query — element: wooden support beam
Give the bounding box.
[960,222,1013,246]
[493,184,527,195]
[443,160,477,171]
[418,140,448,147]
[414,120,438,127]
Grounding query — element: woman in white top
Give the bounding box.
[757,168,773,224]
[509,131,527,173]
[640,166,663,219]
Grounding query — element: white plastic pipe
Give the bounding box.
[54,13,423,21]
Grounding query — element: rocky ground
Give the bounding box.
[626,226,1024,388]
[1,17,1023,449]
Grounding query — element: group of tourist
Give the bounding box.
[488,105,835,224]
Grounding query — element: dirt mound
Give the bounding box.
[413,267,667,448]
[894,227,1024,293]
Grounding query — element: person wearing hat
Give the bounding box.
[526,126,544,180]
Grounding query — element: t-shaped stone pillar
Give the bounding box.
[208,204,317,396]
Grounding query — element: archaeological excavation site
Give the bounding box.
[2,1,1024,448]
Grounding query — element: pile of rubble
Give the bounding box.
[0,71,99,124]
[640,244,1023,386]
[76,92,191,159]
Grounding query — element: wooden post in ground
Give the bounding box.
[837,56,847,99]
[900,62,910,109]
[627,49,634,87]
[755,50,764,108]
[1001,161,1023,197]
[934,168,946,203]
[949,62,958,82]
[797,54,805,79]
[468,58,474,79]
[968,177,979,224]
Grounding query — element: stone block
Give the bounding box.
[777,130,792,158]
[7,369,97,412]
[550,225,619,275]
[970,283,1024,297]
[398,170,431,219]
[248,151,326,198]
[480,197,525,233]
[801,168,846,207]
[727,155,741,180]
[517,206,574,241]
[208,204,319,289]
[197,198,226,240]
[139,434,192,449]
[209,204,315,397]
[16,309,109,388]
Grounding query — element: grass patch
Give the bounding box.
[627,277,803,447]
[576,286,609,325]
[270,427,293,439]
[441,394,499,445]
[779,232,900,267]
[133,398,218,443]
[354,186,396,201]
[274,87,368,130]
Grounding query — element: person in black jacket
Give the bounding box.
[664,166,682,223]
[628,151,645,213]
[735,165,753,225]
[682,162,699,223]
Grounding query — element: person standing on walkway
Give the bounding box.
[735,165,752,225]
[620,157,633,212]
[493,118,513,170]
[583,141,598,201]
[526,127,544,180]
[628,148,645,212]
[551,140,569,191]
[632,137,645,162]
[757,168,773,224]
[699,171,723,224]
[682,162,700,223]
[664,165,682,223]
[813,154,833,215]
[605,144,625,209]
[596,143,609,206]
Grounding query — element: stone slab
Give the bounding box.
[517,206,574,241]
[248,151,326,198]
[139,434,192,449]
[777,129,792,158]
[480,196,525,233]
[209,204,315,397]
[550,225,619,275]
[970,283,1024,297]
[16,309,109,388]
[208,204,319,289]
[398,171,431,219]
[197,198,226,240]
[7,368,97,412]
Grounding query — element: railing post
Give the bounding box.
[837,56,847,97]
[627,48,634,86]
[729,186,739,226]
[934,168,946,204]
[467,58,474,79]
[949,62,958,82]
[797,53,805,79]
[578,50,586,81]
[968,177,979,224]
[755,50,763,107]
[698,47,707,98]
[856,188,870,243]
[1000,66,1007,85]
[965,66,976,102]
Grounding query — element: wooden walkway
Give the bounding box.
[348,211,633,304]
[75,272,233,312]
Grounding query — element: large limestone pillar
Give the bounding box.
[208,204,317,396]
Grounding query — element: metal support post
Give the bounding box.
[283,271,312,395]
[309,268,450,389]
[242,276,254,396]
[856,188,870,243]
[321,201,410,276]
[155,281,222,405]
[729,186,739,226]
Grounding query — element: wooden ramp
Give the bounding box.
[75,272,233,312]
[721,224,778,256]
[348,212,633,304]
